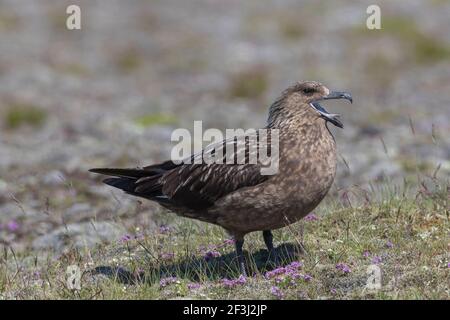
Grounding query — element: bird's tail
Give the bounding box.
[89,161,179,199]
[88,168,150,194]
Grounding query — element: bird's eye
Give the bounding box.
[303,88,315,95]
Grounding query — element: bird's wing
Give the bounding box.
[133,131,276,210]
[90,131,276,210]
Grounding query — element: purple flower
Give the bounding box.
[286,270,301,279]
[7,220,19,232]
[223,239,235,246]
[120,232,145,243]
[336,263,351,273]
[265,261,309,286]
[371,256,382,264]
[187,283,201,290]
[302,274,313,282]
[286,261,303,269]
[235,275,246,285]
[447,262,450,269]
[203,250,220,261]
[270,286,283,299]
[385,241,394,249]
[304,213,318,221]
[362,251,371,258]
[330,288,337,295]
[120,234,132,242]
[274,275,284,284]
[134,232,145,240]
[222,275,246,288]
[159,277,177,288]
[159,252,175,261]
[158,225,171,234]
[265,267,286,279]
[265,261,303,280]
[221,278,235,288]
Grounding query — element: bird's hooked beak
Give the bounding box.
[310,91,353,129]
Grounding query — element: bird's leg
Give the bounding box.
[263,230,279,266]
[263,230,274,251]
[234,238,247,277]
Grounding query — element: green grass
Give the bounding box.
[229,69,269,100]
[115,50,143,72]
[382,18,450,64]
[355,17,450,65]
[4,104,47,129]
[0,12,20,31]
[278,18,306,40]
[134,113,178,128]
[0,178,448,299]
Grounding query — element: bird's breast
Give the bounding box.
[275,125,337,204]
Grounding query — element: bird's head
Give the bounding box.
[269,81,352,128]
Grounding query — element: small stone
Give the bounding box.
[42,170,66,186]
[32,221,126,254]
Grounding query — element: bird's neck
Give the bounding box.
[266,99,337,164]
[266,98,317,129]
[273,112,337,167]
[280,117,334,148]
[267,105,327,138]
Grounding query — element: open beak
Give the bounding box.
[310,91,352,129]
[323,91,353,104]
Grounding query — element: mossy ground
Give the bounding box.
[1,178,448,300]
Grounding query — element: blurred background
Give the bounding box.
[0,0,449,252]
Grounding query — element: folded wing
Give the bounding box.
[90,131,275,211]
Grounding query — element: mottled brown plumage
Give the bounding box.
[90,81,352,275]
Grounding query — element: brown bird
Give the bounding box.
[90,81,352,275]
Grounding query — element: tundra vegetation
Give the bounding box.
[0,1,449,299]
[0,176,448,299]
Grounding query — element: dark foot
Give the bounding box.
[263,230,274,251]
[263,230,280,266]
[235,238,247,277]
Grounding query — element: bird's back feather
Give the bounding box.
[89,132,273,211]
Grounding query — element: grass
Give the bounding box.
[134,113,178,128]
[278,16,306,41]
[0,12,20,31]
[382,18,450,64]
[115,49,143,73]
[3,103,47,129]
[229,68,269,100]
[0,177,448,300]
[354,17,450,65]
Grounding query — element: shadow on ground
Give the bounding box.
[90,243,304,285]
